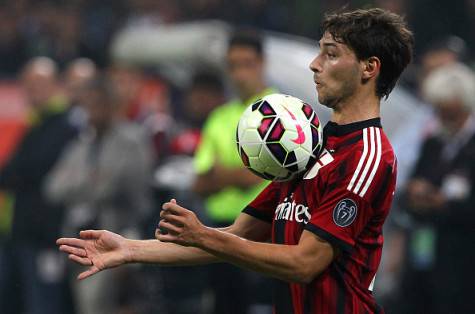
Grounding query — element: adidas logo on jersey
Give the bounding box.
[274,196,311,224]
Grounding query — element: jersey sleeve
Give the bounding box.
[305,150,396,253]
[242,181,280,223]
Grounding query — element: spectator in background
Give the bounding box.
[154,71,226,202]
[169,71,226,158]
[153,71,226,314]
[107,64,172,162]
[63,58,98,129]
[44,76,154,314]
[0,57,77,314]
[63,58,98,106]
[399,63,475,314]
[192,30,274,314]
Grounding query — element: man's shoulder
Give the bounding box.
[208,100,243,119]
[202,101,244,135]
[339,126,395,165]
[313,127,396,198]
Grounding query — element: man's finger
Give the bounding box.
[161,213,186,226]
[69,254,93,266]
[56,237,86,248]
[79,230,103,239]
[161,202,187,214]
[170,198,177,204]
[157,233,178,243]
[78,267,100,280]
[59,245,87,257]
[159,220,183,235]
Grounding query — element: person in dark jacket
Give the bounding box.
[0,57,78,314]
[401,62,475,314]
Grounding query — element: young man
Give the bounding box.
[57,8,414,313]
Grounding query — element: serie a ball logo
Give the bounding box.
[236,93,323,181]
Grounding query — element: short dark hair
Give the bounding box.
[321,8,414,98]
[228,29,263,57]
[190,71,224,93]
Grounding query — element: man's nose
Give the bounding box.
[309,55,322,73]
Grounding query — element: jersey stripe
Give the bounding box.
[353,127,376,195]
[359,128,382,197]
[347,128,369,192]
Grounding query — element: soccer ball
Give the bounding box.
[236,93,323,181]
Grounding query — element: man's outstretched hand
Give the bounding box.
[57,230,131,280]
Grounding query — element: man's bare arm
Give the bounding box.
[57,211,271,279]
[128,213,270,265]
[159,202,335,283]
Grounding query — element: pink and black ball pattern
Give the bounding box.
[237,97,322,181]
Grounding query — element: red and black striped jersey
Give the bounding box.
[243,118,396,314]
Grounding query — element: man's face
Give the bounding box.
[21,70,57,109]
[227,45,264,97]
[81,90,113,130]
[309,32,362,109]
[186,87,224,123]
[434,99,468,133]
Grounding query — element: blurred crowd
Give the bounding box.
[1,1,475,314]
[1,0,475,78]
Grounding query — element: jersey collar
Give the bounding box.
[324,117,382,137]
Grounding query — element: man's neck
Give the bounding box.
[330,89,380,125]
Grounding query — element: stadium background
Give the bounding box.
[0,0,474,313]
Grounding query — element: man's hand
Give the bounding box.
[406,178,445,212]
[57,230,131,280]
[157,200,208,247]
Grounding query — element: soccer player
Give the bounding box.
[57,8,414,313]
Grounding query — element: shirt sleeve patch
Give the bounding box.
[332,198,358,227]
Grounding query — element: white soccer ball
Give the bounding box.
[236,93,323,181]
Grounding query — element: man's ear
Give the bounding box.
[361,56,381,80]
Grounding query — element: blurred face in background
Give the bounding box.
[108,65,142,105]
[227,45,264,100]
[310,32,361,109]
[433,99,470,134]
[80,88,115,132]
[64,59,97,105]
[186,85,225,125]
[20,58,59,109]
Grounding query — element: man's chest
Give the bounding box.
[269,147,355,244]
[271,186,311,244]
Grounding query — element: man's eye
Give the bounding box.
[327,53,336,58]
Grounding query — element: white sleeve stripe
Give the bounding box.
[359,128,382,197]
[347,128,369,192]
[353,127,376,195]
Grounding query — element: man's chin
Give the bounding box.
[317,95,335,109]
